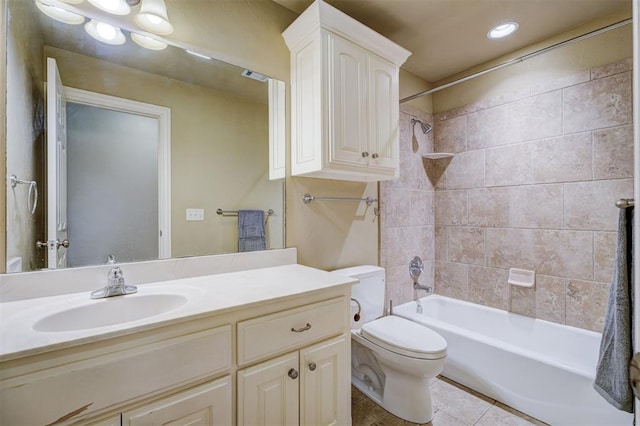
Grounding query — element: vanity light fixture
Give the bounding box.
[35,0,85,25]
[131,33,168,50]
[87,0,131,15]
[487,21,519,39]
[84,19,126,45]
[135,0,174,35]
[186,50,212,60]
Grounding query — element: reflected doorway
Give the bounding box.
[63,88,171,267]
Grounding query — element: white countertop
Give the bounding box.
[0,264,356,362]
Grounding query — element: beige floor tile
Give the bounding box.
[431,379,493,425]
[430,410,470,426]
[474,402,548,426]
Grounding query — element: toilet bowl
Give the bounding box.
[333,266,447,424]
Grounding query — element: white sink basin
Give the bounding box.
[33,293,189,332]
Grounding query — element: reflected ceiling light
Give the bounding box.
[84,19,126,45]
[487,21,519,39]
[135,0,174,35]
[35,0,85,25]
[186,50,212,60]
[87,0,131,15]
[131,33,167,50]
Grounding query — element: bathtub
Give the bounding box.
[393,295,633,426]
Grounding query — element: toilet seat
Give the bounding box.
[361,316,447,360]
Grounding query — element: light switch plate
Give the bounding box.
[186,208,204,221]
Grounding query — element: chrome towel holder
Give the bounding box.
[302,193,378,207]
[9,174,38,215]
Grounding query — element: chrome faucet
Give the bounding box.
[409,256,431,314]
[90,265,138,299]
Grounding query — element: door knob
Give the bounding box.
[288,368,299,380]
[361,152,369,158]
[36,239,70,249]
[372,153,379,159]
[308,362,317,371]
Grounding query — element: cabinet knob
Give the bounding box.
[308,362,317,371]
[372,153,379,159]
[288,368,299,380]
[361,152,369,158]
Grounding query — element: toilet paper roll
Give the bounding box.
[351,300,363,330]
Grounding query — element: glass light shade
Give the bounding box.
[87,0,131,15]
[35,0,85,25]
[487,22,519,39]
[131,33,168,50]
[135,0,173,35]
[84,19,126,45]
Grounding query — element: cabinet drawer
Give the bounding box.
[1,325,232,426]
[237,298,346,365]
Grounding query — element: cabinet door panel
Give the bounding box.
[300,335,350,426]
[368,53,399,173]
[238,352,299,426]
[122,376,231,426]
[326,32,368,168]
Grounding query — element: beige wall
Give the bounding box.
[46,47,284,258]
[5,0,46,272]
[382,24,634,332]
[0,0,6,273]
[432,15,632,113]
[432,56,632,332]
[380,104,434,310]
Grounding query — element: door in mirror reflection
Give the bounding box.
[61,85,172,268]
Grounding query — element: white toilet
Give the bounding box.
[333,265,447,424]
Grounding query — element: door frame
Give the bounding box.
[64,87,172,259]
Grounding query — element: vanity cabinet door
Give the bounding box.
[300,335,350,426]
[122,376,232,426]
[237,352,300,426]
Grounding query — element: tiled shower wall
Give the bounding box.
[380,105,435,311]
[432,58,634,332]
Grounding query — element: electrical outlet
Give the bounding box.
[186,208,204,221]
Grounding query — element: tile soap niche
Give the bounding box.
[422,152,454,186]
[508,268,536,287]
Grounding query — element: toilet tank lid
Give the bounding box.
[332,265,384,279]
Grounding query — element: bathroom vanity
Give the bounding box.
[0,264,355,425]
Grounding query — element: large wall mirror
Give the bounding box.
[5,0,286,273]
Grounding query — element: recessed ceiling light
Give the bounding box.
[131,33,167,50]
[35,0,85,25]
[487,21,519,39]
[185,50,212,60]
[84,19,126,45]
[87,0,131,15]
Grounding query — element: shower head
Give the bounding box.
[411,118,432,134]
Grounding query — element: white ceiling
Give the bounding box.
[272,0,632,83]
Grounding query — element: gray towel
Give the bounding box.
[238,210,266,252]
[594,206,634,413]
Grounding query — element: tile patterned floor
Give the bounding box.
[351,376,548,426]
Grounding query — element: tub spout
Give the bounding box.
[414,282,432,294]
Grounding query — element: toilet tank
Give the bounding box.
[333,265,385,323]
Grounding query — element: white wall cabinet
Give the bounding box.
[238,335,349,426]
[283,0,411,182]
